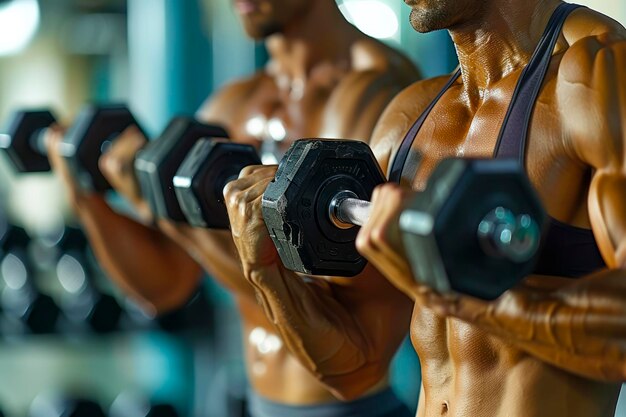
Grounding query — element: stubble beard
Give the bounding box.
[408,3,453,33]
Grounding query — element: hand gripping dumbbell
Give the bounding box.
[0,106,141,191]
[0,218,60,334]
[0,106,229,221]
[262,140,546,300]
[173,138,260,228]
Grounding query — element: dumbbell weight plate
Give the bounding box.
[263,139,386,276]
[60,105,143,192]
[24,294,60,334]
[135,118,229,222]
[174,139,261,228]
[30,396,106,417]
[0,110,57,172]
[401,158,546,300]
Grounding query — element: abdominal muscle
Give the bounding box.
[412,307,621,417]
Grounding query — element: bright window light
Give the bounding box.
[340,0,399,39]
[0,0,40,56]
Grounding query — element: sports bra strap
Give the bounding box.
[493,3,583,162]
[388,69,461,184]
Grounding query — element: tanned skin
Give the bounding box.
[46,0,419,405]
[224,0,626,415]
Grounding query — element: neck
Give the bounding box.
[265,2,362,82]
[449,0,561,107]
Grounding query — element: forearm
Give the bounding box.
[188,229,256,300]
[245,263,384,399]
[74,195,203,312]
[154,223,256,300]
[470,269,626,381]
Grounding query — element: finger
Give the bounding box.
[357,184,407,257]
[239,176,274,209]
[226,177,274,219]
[239,164,277,178]
[224,168,276,202]
[45,125,67,168]
[99,128,147,181]
[115,125,147,145]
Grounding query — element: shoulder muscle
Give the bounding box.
[558,14,626,170]
[369,76,451,175]
[196,73,267,128]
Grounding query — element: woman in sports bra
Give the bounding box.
[224,1,626,416]
[356,1,626,416]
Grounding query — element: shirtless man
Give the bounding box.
[224,1,626,416]
[46,0,419,416]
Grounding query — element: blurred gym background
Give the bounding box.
[0,0,623,416]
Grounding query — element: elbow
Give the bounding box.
[605,358,626,382]
[150,272,204,314]
[319,362,389,401]
[124,265,204,315]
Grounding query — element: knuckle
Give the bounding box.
[370,225,388,246]
[223,181,240,201]
[355,232,370,254]
[225,189,241,209]
[356,229,375,254]
[239,164,262,178]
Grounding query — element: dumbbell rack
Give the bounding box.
[0,225,235,417]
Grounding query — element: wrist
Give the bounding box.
[244,262,282,288]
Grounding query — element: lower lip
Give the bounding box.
[235,1,259,14]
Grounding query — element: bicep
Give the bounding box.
[574,39,626,267]
[588,170,626,268]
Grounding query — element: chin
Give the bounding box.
[241,20,282,40]
[409,10,449,33]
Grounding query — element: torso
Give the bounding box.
[383,6,625,417]
[193,37,419,404]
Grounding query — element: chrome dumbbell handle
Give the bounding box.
[328,191,372,228]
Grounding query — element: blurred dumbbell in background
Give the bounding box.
[0,209,60,336]
[110,392,180,417]
[29,393,106,417]
[36,226,124,335]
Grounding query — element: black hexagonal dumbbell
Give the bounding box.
[135,122,230,222]
[0,106,229,222]
[173,138,261,228]
[0,106,142,192]
[54,226,124,334]
[262,139,547,299]
[0,217,60,335]
[29,395,106,417]
[109,393,180,417]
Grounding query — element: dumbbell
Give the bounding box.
[0,218,60,334]
[262,139,546,300]
[29,395,106,417]
[173,138,261,228]
[109,393,180,417]
[0,107,140,191]
[0,106,229,221]
[54,227,124,334]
